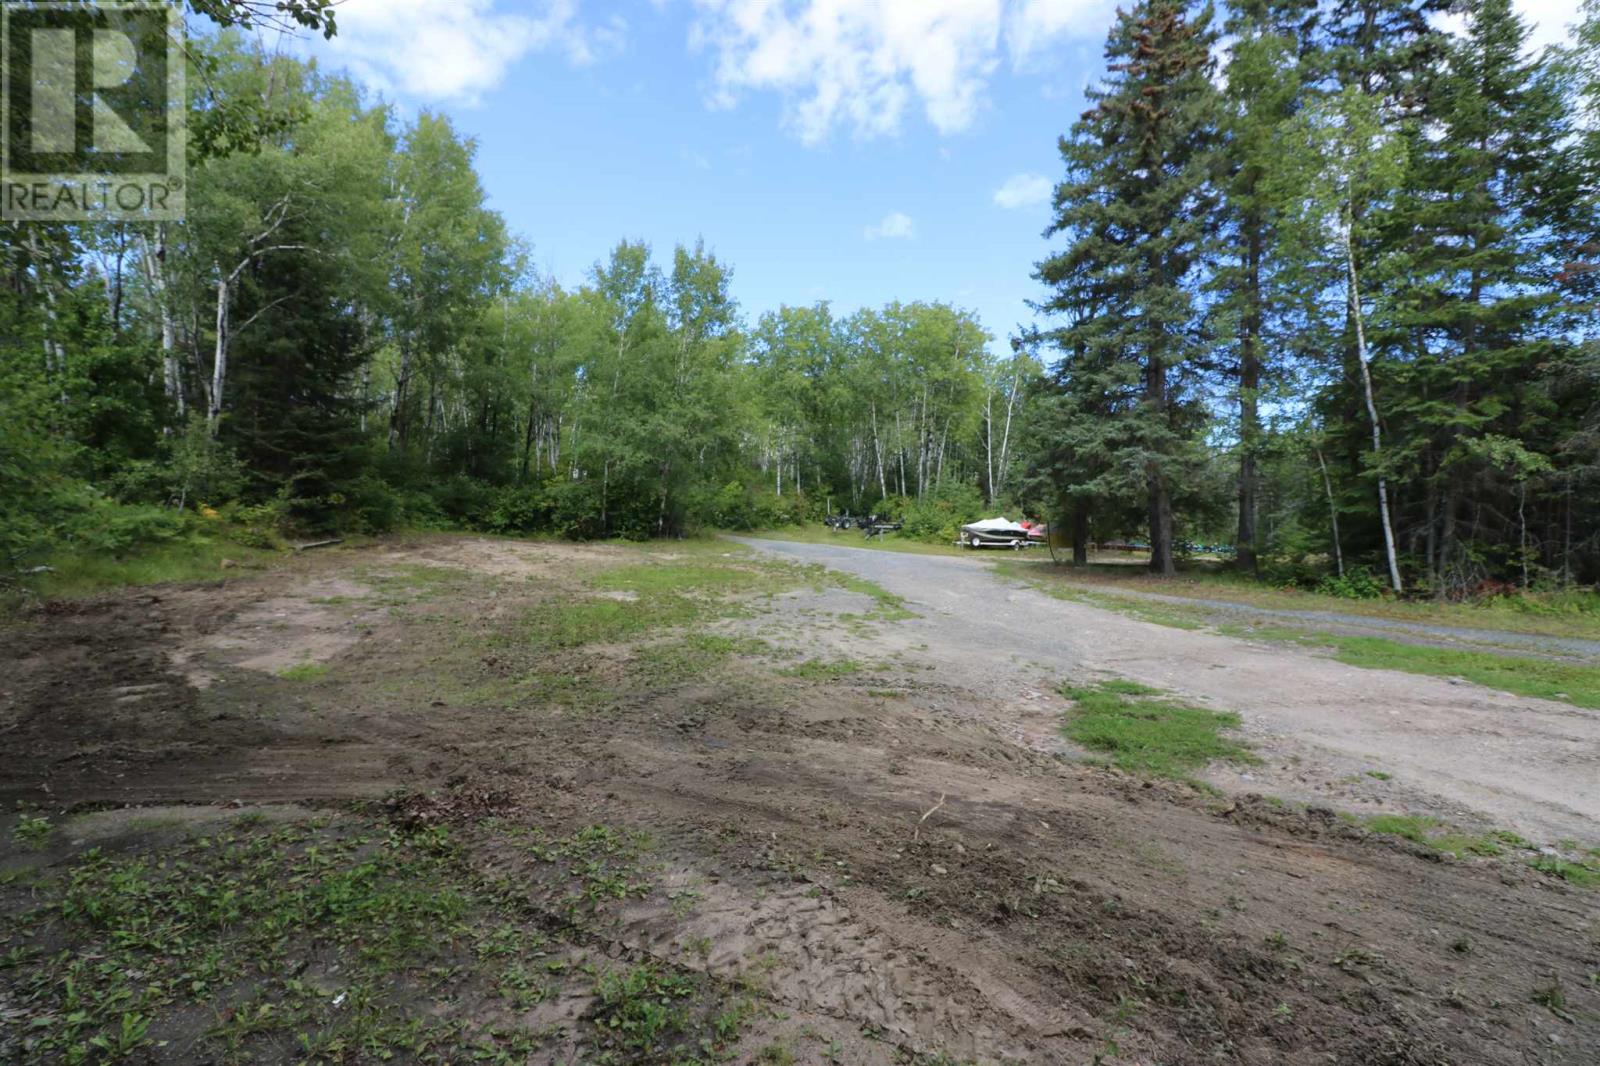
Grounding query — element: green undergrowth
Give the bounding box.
[0,812,759,1064]
[1059,679,1255,778]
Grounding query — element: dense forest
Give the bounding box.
[2,0,1598,599]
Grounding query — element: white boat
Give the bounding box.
[958,517,1034,549]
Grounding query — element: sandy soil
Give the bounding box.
[2,533,1597,1065]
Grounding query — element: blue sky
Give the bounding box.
[291,0,1581,356]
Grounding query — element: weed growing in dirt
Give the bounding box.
[10,814,51,850]
[593,963,693,1053]
[0,811,756,1064]
[1058,680,1255,777]
[1363,815,1502,857]
[530,824,655,918]
[1528,854,1600,887]
[780,658,865,680]
[1531,975,1571,1019]
[277,660,330,681]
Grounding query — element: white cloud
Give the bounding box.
[1004,0,1118,66]
[299,0,618,104]
[1434,0,1580,52]
[690,0,1584,144]
[992,171,1051,208]
[1514,0,1583,50]
[691,0,1019,144]
[687,0,1127,145]
[864,211,916,240]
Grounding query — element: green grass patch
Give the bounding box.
[1361,814,1507,858]
[1320,638,1600,709]
[524,593,701,647]
[276,661,330,681]
[1528,854,1600,887]
[525,554,834,649]
[1001,557,1600,641]
[633,633,771,687]
[1221,624,1600,708]
[780,658,864,680]
[1059,680,1254,777]
[1353,815,1600,874]
[34,538,280,598]
[833,574,915,621]
[999,565,1204,630]
[742,525,969,557]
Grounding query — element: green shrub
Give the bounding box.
[893,482,988,543]
[543,478,605,539]
[429,475,495,526]
[222,497,290,549]
[345,475,403,533]
[69,501,189,555]
[705,481,810,530]
[480,484,553,533]
[1315,568,1385,600]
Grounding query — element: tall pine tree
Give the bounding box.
[1037,0,1220,575]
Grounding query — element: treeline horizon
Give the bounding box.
[3,0,1599,601]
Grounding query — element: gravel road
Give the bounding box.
[737,536,1600,846]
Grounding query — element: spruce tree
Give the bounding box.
[1387,0,1573,591]
[1036,0,1220,575]
[1216,3,1308,574]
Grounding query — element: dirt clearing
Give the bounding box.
[2,534,1597,1064]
